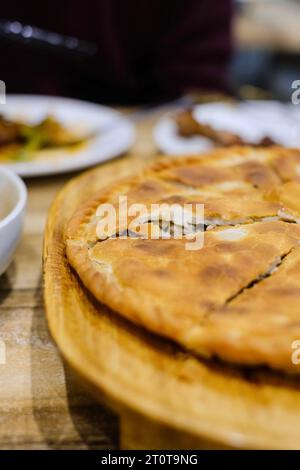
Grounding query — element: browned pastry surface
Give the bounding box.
[66,147,300,373]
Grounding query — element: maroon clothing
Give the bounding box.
[1,0,233,104]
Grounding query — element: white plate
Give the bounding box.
[154,101,300,155]
[0,95,136,177]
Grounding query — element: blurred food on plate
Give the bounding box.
[175,108,275,147]
[154,100,300,155]
[0,114,85,161]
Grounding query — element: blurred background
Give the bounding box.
[0,0,299,104]
[232,0,300,101]
[1,0,300,452]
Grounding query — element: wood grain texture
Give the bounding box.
[44,154,300,450]
[0,174,118,449]
[0,109,165,449]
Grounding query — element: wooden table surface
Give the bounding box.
[0,113,158,450]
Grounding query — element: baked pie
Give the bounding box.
[66,147,300,374]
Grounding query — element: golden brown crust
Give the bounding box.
[65,147,300,374]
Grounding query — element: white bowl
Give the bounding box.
[0,168,27,276]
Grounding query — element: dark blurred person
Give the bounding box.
[0,0,233,104]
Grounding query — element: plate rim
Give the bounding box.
[0,94,136,177]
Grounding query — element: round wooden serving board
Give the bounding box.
[44,155,300,449]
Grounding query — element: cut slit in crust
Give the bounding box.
[66,147,300,374]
